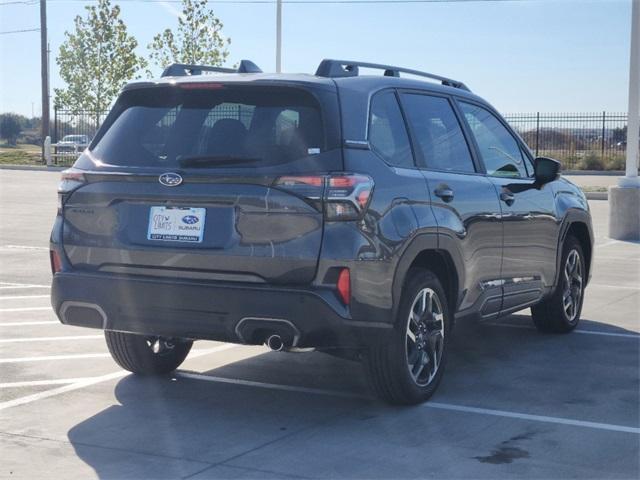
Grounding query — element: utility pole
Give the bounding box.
[40,0,50,160]
[276,0,282,73]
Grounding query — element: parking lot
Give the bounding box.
[0,168,638,479]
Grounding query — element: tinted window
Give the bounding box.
[400,94,475,173]
[86,86,338,172]
[368,91,414,168]
[459,102,527,178]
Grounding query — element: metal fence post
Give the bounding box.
[601,111,606,160]
[535,112,540,156]
[53,106,58,144]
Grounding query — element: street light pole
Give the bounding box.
[40,0,50,161]
[609,0,640,240]
[276,0,282,73]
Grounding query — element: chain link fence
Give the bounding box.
[51,108,630,170]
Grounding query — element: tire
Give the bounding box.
[105,331,193,375]
[364,268,451,405]
[531,235,586,333]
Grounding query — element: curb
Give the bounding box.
[585,192,608,200]
[563,170,625,176]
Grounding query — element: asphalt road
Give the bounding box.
[0,169,638,479]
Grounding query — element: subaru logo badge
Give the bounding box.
[159,172,183,187]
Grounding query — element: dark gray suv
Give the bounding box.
[50,59,593,404]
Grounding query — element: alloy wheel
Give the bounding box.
[406,288,445,386]
[562,249,583,323]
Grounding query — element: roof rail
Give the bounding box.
[161,59,262,77]
[314,59,470,91]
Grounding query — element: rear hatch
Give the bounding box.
[61,82,342,284]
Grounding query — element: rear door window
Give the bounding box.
[368,90,415,168]
[86,85,339,173]
[399,93,475,173]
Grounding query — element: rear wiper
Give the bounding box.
[178,155,261,168]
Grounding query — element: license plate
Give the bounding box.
[147,206,206,243]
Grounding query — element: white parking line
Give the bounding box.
[425,402,640,435]
[0,378,97,388]
[0,344,237,411]
[0,335,103,344]
[589,284,640,291]
[0,353,111,364]
[0,307,51,312]
[176,372,639,435]
[0,245,49,251]
[0,321,58,327]
[0,344,237,364]
[0,295,50,300]
[0,285,50,290]
[176,371,366,399]
[485,322,640,338]
[0,282,49,288]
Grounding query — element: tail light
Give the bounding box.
[325,174,373,221]
[336,268,351,305]
[50,250,63,274]
[58,169,86,213]
[274,173,374,221]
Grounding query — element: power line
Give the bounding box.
[3,0,533,4]
[0,27,40,34]
[0,1,37,5]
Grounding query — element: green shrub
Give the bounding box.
[605,155,625,171]
[579,152,605,170]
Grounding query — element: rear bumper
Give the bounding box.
[51,272,391,348]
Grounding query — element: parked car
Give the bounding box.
[50,59,593,404]
[57,134,90,153]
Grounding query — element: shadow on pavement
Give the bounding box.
[66,315,639,479]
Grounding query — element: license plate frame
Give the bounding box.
[147,206,206,243]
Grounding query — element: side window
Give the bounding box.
[459,102,527,178]
[368,91,414,168]
[520,146,535,178]
[400,93,475,173]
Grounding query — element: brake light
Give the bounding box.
[178,83,225,90]
[336,268,351,305]
[50,250,63,274]
[274,173,374,221]
[325,174,373,221]
[59,169,86,194]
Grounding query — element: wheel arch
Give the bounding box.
[555,210,594,288]
[392,234,464,323]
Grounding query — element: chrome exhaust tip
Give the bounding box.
[266,334,284,352]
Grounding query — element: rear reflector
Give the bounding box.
[50,250,63,274]
[337,268,351,305]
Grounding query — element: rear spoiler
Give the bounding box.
[161,60,262,77]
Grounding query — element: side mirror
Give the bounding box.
[534,157,561,185]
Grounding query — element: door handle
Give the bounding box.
[500,191,515,206]
[434,185,454,203]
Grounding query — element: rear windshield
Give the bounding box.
[82,84,341,172]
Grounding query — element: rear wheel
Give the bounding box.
[105,331,193,375]
[531,235,585,333]
[364,268,450,405]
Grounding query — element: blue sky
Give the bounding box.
[0,0,632,117]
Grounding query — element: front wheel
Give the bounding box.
[105,331,193,375]
[364,268,451,405]
[531,235,586,333]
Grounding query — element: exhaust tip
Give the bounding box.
[266,334,284,352]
